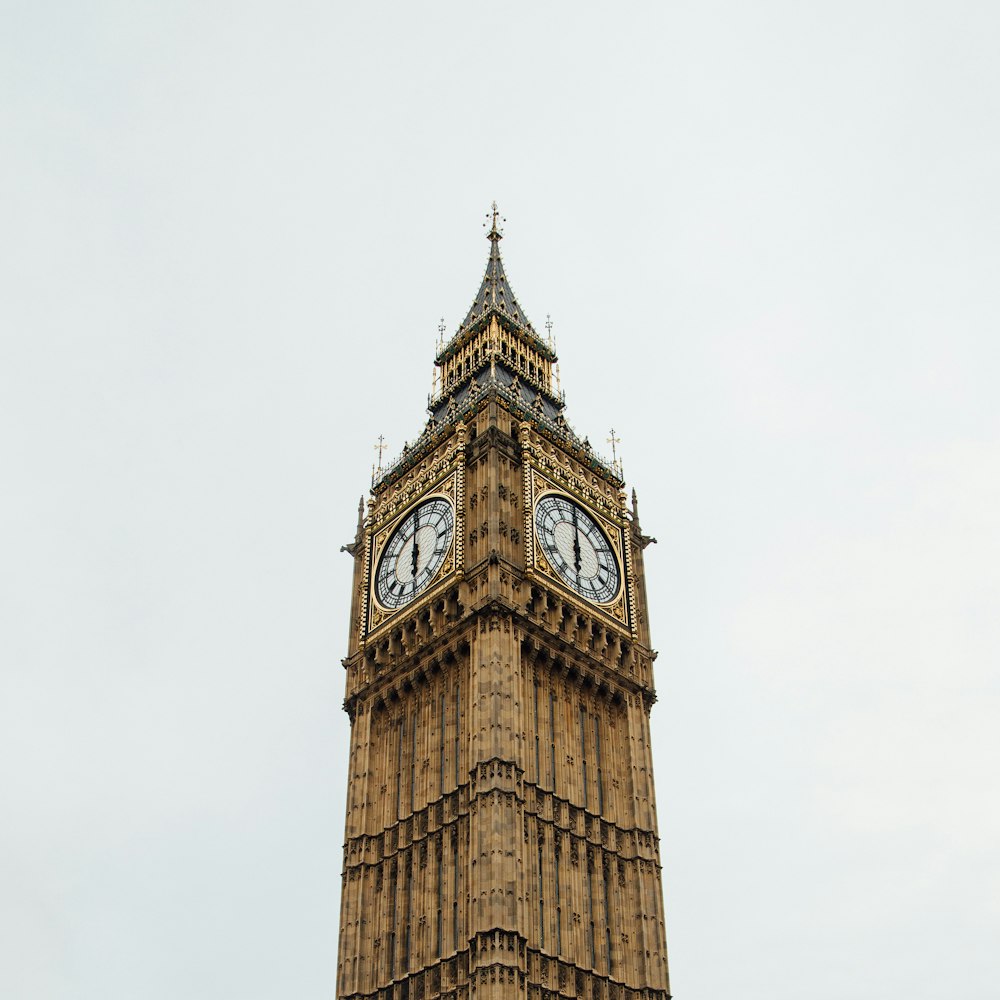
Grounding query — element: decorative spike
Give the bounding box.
[607,428,621,466]
[607,428,623,477]
[455,205,542,345]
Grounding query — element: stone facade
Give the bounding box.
[337,214,670,1000]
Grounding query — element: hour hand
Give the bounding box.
[572,510,582,573]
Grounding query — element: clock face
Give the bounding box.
[534,494,621,604]
[374,497,455,610]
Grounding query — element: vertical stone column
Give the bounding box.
[466,610,527,1000]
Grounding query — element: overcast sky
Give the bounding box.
[2,2,998,999]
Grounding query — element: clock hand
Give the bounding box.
[411,514,420,579]
[572,507,582,574]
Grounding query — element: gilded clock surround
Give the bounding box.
[530,485,627,615]
[369,481,461,625]
[362,460,466,640]
[337,213,670,1000]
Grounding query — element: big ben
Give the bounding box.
[337,208,671,1000]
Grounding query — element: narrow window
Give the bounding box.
[410,709,417,812]
[549,693,557,794]
[538,838,545,950]
[388,860,398,979]
[453,830,460,948]
[436,837,443,958]
[580,707,589,810]
[636,869,646,980]
[586,852,595,968]
[533,681,541,782]
[554,841,562,955]
[404,850,412,971]
[439,692,445,794]
[595,714,604,814]
[454,682,461,788]
[603,860,613,974]
[396,718,404,819]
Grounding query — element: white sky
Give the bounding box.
[2,3,998,998]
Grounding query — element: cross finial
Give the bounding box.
[545,314,553,338]
[607,428,622,476]
[485,201,504,239]
[371,434,388,486]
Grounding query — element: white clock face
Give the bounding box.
[374,497,454,610]
[534,494,621,604]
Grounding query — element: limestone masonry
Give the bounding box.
[337,210,671,1000]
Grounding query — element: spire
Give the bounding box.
[379,211,624,491]
[631,488,657,550]
[339,495,367,557]
[457,202,535,335]
[487,200,502,241]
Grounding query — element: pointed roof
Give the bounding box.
[458,209,535,334]
[370,210,624,491]
[436,204,556,365]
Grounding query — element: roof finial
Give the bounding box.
[372,434,387,485]
[607,428,623,478]
[485,200,504,240]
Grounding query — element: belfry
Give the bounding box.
[337,210,671,1000]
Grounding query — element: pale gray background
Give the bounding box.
[2,2,998,998]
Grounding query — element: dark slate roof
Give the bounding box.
[428,362,565,428]
[437,214,556,363]
[369,217,624,492]
[374,371,622,491]
[459,224,534,335]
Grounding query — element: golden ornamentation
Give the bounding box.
[338,230,670,1000]
[526,468,632,632]
[363,469,461,638]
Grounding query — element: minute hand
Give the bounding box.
[572,507,582,574]
[411,514,420,579]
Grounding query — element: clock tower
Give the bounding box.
[337,210,671,1000]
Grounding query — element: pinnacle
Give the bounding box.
[457,218,532,334]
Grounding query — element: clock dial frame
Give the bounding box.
[533,493,622,604]
[373,496,455,611]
